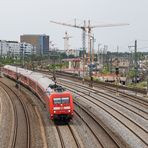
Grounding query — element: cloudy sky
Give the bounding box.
[0,0,148,52]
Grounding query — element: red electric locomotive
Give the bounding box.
[49,90,74,120]
[2,65,74,121]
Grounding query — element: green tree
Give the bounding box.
[127,69,135,78]
[101,66,110,74]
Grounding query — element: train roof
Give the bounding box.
[3,65,55,91]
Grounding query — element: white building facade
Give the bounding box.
[66,49,81,57]
[20,42,36,56]
[0,40,36,58]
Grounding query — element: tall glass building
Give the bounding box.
[20,34,49,55]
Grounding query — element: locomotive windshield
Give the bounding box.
[53,97,70,104]
[62,97,70,104]
[53,98,61,104]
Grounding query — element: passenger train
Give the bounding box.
[2,65,74,121]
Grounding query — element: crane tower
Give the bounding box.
[50,20,129,62]
[63,31,72,52]
[50,19,129,78]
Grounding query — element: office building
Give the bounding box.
[20,34,49,55]
[0,40,35,58]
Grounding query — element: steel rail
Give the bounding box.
[59,81,148,146]
[0,81,31,148]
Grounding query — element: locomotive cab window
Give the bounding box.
[53,97,70,104]
[62,97,70,104]
[54,98,62,104]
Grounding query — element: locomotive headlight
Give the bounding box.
[54,111,56,113]
[68,110,71,112]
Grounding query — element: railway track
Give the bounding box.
[0,80,31,148]
[74,106,119,148]
[58,79,148,117]
[59,78,148,106]
[55,124,81,148]
[57,78,148,148]
[37,69,148,104]
[92,82,148,105]
[55,125,65,148]
[36,69,147,95]
[2,70,147,147]
[67,124,81,148]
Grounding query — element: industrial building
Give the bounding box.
[20,34,49,55]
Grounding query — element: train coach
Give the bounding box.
[2,65,74,121]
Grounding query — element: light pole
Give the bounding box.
[146,70,148,97]
[97,44,101,64]
[0,41,3,57]
[0,41,3,77]
[128,40,138,95]
[49,48,58,84]
[89,34,94,87]
[82,48,85,84]
[20,44,24,67]
[15,63,19,88]
[116,46,119,96]
[22,46,25,67]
